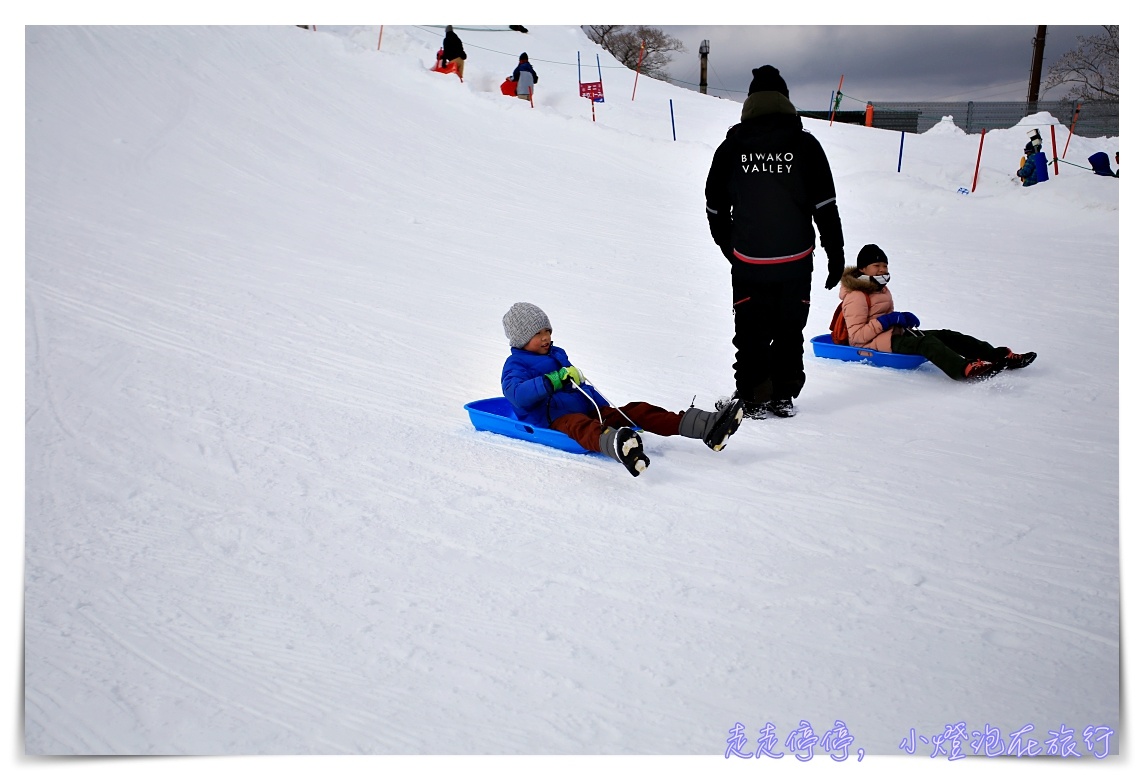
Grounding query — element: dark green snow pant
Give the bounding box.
[891,328,1009,380]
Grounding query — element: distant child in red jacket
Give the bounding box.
[500,302,745,476]
[838,244,1036,380]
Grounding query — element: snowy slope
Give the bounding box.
[24,24,1120,763]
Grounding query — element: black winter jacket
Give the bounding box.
[442,30,466,62]
[705,95,844,282]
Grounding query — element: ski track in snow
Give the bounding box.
[24,25,1119,758]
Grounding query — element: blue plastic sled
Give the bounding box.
[465,397,596,454]
[810,334,928,369]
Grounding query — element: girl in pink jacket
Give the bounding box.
[839,244,1036,380]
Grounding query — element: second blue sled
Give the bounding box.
[810,334,928,369]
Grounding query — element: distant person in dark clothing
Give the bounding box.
[704,65,846,419]
[1088,151,1117,177]
[509,53,538,99]
[1017,142,1038,186]
[442,25,467,80]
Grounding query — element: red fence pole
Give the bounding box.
[631,41,645,101]
[1050,125,1060,176]
[971,128,986,193]
[1061,102,1082,159]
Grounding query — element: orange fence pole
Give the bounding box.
[1061,102,1082,159]
[631,41,646,101]
[864,103,873,127]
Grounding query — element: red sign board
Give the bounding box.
[579,81,604,103]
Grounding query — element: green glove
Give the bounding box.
[544,368,564,391]
[543,366,583,392]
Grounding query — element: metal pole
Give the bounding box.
[1026,25,1047,112]
[699,39,710,95]
[670,99,676,140]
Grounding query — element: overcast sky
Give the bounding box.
[653,26,1111,108]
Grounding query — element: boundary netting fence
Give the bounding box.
[802,100,1117,138]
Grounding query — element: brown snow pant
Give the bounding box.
[551,402,683,453]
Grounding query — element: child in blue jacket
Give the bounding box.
[499,302,745,477]
[509,53,538,99]
[1017,142,1038,187]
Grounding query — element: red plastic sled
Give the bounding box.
[432,49,461,79]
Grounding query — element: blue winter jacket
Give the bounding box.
[500,345,610,426]
[511,62,538,84]
[1018,155,1037,186]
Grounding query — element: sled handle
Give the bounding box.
[513,421,536,435]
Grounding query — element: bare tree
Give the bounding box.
[582,25,685,80]
[1044,25,1118,100]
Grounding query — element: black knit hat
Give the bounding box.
[856,244,888,270]
[748,65,789,98]
[519,52,528,61]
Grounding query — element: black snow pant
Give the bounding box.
[891,328,1009,380]
[731,275,812,402]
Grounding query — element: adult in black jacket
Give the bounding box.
[705,65,846,419]
[442,25,467,79]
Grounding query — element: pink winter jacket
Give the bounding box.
[838,266,897,351]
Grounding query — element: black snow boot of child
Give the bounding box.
[600,426,649,477]
[679,399,746,451]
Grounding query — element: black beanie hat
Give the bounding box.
[856,244,888,270]
[519,52,528,61]
[748,65,789,98]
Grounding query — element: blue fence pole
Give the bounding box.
[828,91,835,115]
[670,99,676,140]
[897,131,905,173]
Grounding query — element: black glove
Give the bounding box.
[720,245,735,263]
[825,252,844,290]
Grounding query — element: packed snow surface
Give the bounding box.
[24,24,1119,763]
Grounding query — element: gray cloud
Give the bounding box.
[656,25,1109,107]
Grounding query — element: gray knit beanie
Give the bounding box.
[502,302,552,348]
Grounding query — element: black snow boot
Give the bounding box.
[600,426,649,477]
[717,394,766,420]
[764,398,796,418]
[679,399,745,451]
